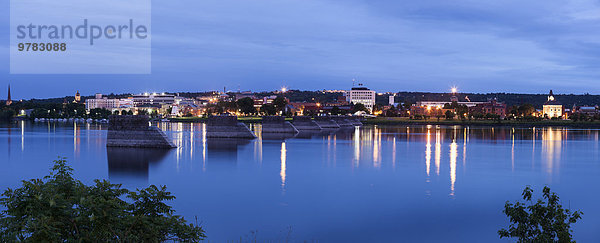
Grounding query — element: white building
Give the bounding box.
[345,86,376,111]
[132,93,177,106]
[416,100,487,108]
[543,90,563,118]
[85,94,133,111]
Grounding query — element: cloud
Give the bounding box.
[3,0,600,98]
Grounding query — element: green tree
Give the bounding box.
[384,106,398,117]
[236,97,256,115]
[509,105,519,116]
[499,186,582,243]
[88,108,112,119]
[402,102,413,111]
[351,103,369,114]
[0,108,16,121]
[273,96,288,114]
[518,104,536,116]
[0,158,205,242]
[434,109,443,121]
[330,106,342,116]
[62,103,86,118]
[444,110,454,120]
[260,104,277,116]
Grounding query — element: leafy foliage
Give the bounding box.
[0,108,16,121]
[236,97,256,115]
[0,158,205,242]
[260,104,277,115]
[88,108,112,119]
[272,96,288,113]
[351,103,369,114]
[499,186,582,242]
[444,110,454,120]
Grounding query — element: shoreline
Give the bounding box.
[361,118,600,128]
[12,117,600,129]
[168,117,600,128]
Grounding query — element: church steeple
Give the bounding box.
[75,90,81,103]
[6,85,12,106]
[548,89,554,102]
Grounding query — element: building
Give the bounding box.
[416,100,487,108]
[6,85,12,106]
[288,102,322,116]
[85,94,133,111]
[543,90,563,118]
[410,105,453,117]
[253,95,277,109]
[196,91,221,105]
[469,99,507,117]
[235,92,256,101]
[74,91,81,103]
[345,85,376,112]
[572,105,598,115]
[132,93,176,107]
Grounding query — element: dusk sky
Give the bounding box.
[2,0,600,99]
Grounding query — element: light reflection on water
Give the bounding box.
[1,121,600,242]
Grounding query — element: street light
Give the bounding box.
[451,87,458,94]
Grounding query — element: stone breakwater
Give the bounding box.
[314,116,341,129]
[350,117,363,126]
[107,115,176,148]
[292,116,322,130]
[206,116,257,138]
[261,116,299,133]
[331,116,354,127]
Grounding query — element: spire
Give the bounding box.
[6,85,12,106]
[75,90,81,103]
[548,89,555,102]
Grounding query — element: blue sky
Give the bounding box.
[2,0,600,99]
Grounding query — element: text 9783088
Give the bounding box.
[18,43,67,51]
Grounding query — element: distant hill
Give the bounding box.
[17,90,600,109]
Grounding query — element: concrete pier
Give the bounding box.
[261,116,299,133]
[348,117,363,126]
[331,116,354,127]
[206,116,257,139]
[314,116,341,129]
[292,116,322,130]
[107,115,176,148]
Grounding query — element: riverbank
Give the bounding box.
[168,117,292,123]
[169,116,600,128]
[362,117,600,128]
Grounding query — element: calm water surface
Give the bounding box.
[1,121,600,242]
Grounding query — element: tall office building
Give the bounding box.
[345,84,376,112]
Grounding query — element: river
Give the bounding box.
[1,121,599,242]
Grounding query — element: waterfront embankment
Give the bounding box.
[362,117,600,128]
[169,116,600,128]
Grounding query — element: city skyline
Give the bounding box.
[3,0,600,99]
[3,84,600,101]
